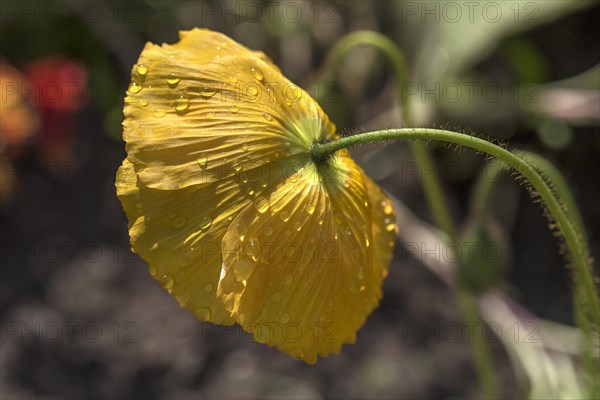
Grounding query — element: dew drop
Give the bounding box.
[247,189,255,196]
[197,156,208,169]
[306,205,315,215]
[166,73,180,87]
[357,265,365,279]
[228,105,240,113]
[248,86,258,96]
[283,274,293,285]
[229,76,238,84]
[127,82,142,94]
[365,237,370,247]
[139,99,148,107]
[242,144,249,152]
[334,213,343,225]
[150,243,158,251]
[174,96,189,111]
[204,283,214,293]
[254,197,269,213]
[264,226,274,236]
[172,216,187,228]
[262,112,273,121]
[386,223,396,232]
[161,274,174,289]
[136,64,148,76]
[245,239,260,262]
[251,67,264,81]
[199,215,212,230]
[280,211,290,222]
[271,291,281,302]
[200,86,216,97]
[294,222,302,232]
[195,307,211,320]
[233,259,252,282]
[280,313,290,323]
[153,109,166,118]
[291,348,304,360]
[381,200,394,215]
[232,160,242,172]
[148,265,157,276]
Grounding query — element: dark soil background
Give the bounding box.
[1,1,598,399]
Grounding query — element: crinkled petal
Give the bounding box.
[123,28,335,190]
[217,155,397,363]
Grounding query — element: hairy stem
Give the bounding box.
[313,128,600,328]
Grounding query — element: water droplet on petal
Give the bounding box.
[197,156,208,169]
[148,265,157,276]
[294,222,302,232]
[137,64,148,76]
[233,259,252,282]
[248,86,258,96]
[386,223,396,232]
[195,307,211,320]
[229,105,240,113]
[280,211,290,222]
[167,73,180,87]
[229,76,238,84]
[271,291,281,302]
[291,348,304,361]
[174,96,189,111]
[245,239,260,262]
[334,213,343,225]
[232,160,242,172]
[251,67,263,81]
[199,216,212,230]
[280,313,290,323]
[264,226,274,236]
[306,205,315,215]
[200,86,216,97]
[139,99,148,107]
[204,283,214,293]
[150,243,158,251]
[254,197,269,213]
[172,216,187,228]
[242,144,249,152]
[153,109,166,118]
[128,82,142,94]
[357,265,365,279]
[381,200,394,215]
[263,112,272,121]
[161,274,174,289]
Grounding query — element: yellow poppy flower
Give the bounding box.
[116,28,398,364]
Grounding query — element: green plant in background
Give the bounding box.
[315,30,598,399]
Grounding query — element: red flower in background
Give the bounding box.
[25,57,87,164]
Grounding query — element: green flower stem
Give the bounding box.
[456,286,499,398]
[471,151,598,398]
[470,159,506,223]
[312,128,600,329]
[323,32,491,397]
[323,31,457,240]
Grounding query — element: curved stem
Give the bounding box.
[470,151,597,398]
[313,128,600,328]
[470,159,506,223]
[323,31,456,240]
